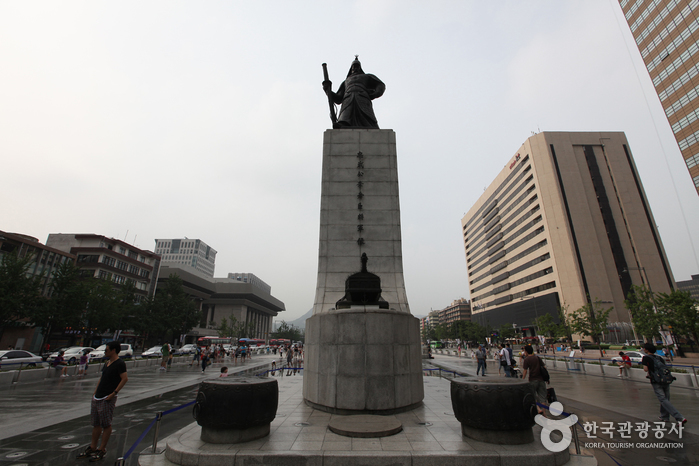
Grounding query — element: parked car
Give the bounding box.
[175,344,197,355]
[141,346,163,358]
[90,343,134,360]
[47,346,94,365]
[611,351,644,364]
[0,350,44,368]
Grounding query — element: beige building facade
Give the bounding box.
[618,0,699,195]
[462,132,675,337]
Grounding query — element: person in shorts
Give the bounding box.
[78,350,90,377]
[77,341,128,462]
[522,345,548,416]
[54,350,69,378]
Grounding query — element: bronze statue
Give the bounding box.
[322,56,385,129]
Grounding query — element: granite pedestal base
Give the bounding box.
[303,307,424,413]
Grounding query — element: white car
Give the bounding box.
[90,343,134,360]
[141,346,163,358]
[611,351,644,364]
[175,344,197,355]
[47,346,94,365]
[0,350,44,368]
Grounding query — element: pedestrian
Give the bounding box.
[78,350,89,377]
[220,366,228,377]
[54,350,69,378]
[617,351,631,377]
[76,341,128,462]
[191,346,200,367]
[286,346,293,367]
[160,342,170,371]
[522,345,548,416]
[476,344,487,376]
[641,343,687,425]
[201,349,210,373]
[499,344,512,377]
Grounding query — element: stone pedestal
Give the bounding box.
[304,129,424,413]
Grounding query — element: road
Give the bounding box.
[0,353,278,465]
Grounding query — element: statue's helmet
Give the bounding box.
[347,55,365,76]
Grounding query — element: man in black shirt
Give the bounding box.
[77,341,128,462]
[642,343,686,426]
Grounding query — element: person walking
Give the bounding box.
[54,350,69,378]
[476,344,487,376]
[642,343,687,425]
[522,345,548,416]
[499,344,512,377]
[78,350,89,377]
[160,343,170,371]
[76,341,128,462]
[201,349,210,373]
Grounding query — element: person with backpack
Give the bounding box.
[642,343,687,425]
[476,344,487,376]
[522,345,549,416]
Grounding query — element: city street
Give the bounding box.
[0,354,279,465]
[430,353,699,466]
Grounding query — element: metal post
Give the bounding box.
[599,358,604,376]
[152,411,163,453]
[571,417,581,454]
[14,362,23,383]
[693,365,699,388]
[115,457,126,465]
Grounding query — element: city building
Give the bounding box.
[618,0,699,195]
[0,231,76,352]
[154,238,217,278]
[676,274,699,300]
[156,265,285,344]
[461,132,675,340]
[46,234,160,301]
[227,273,271,294]
[441,298,472,325]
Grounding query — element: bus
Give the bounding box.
[270,338,291,347]
[238,338,265,347]
[197,336,232,347]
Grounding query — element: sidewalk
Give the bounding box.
[0,354,274,441]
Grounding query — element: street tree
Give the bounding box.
[272,320,304,342]
[657,289,699,352]
[0,251,44,342]
[568,298,613,356]
[624,285,662,343]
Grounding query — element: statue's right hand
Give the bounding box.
[322,80,332,92]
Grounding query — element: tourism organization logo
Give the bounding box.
[535,401,578,452]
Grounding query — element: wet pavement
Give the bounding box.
[0,354,276,465]
[430,354,699,466]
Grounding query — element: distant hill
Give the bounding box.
[274,308,312,331]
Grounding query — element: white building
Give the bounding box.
[226,273,271,294]
[154,238,217,278]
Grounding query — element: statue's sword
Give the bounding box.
[322,63,337,126]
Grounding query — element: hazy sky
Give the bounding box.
[2,1,698,321]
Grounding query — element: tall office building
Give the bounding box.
[462,132,675,338]
[618,0,699,194]
[154,238,217,278]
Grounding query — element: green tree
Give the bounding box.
[272,320,304,342]
[137,274,198,345]
[657,289,699,351]
[31,260,87,350]
[83,278,123,336]
[498,323,516,341]
[568,298,613,356]
[625,285,662,343]
[0,252,44,341]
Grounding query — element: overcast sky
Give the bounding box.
[2,1,698,322]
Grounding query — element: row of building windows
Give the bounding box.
[468,202,540,270]
[470,242,550,292]
[677,127,699,150]
[694,174,699,188]
[462,155,530,233]
[467,181,536,265]
[664,80,699,119]
[644,9,698,73]
[634,0,685,46]
[625,0,644,20]
[672,106,699,134]
[653,38,699,88]
[659,62,699,103]
[686,152,699,169]
[472,256,552,304]
[641,0,697,59]
[465,164,532,244]
[630,0,665,33]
